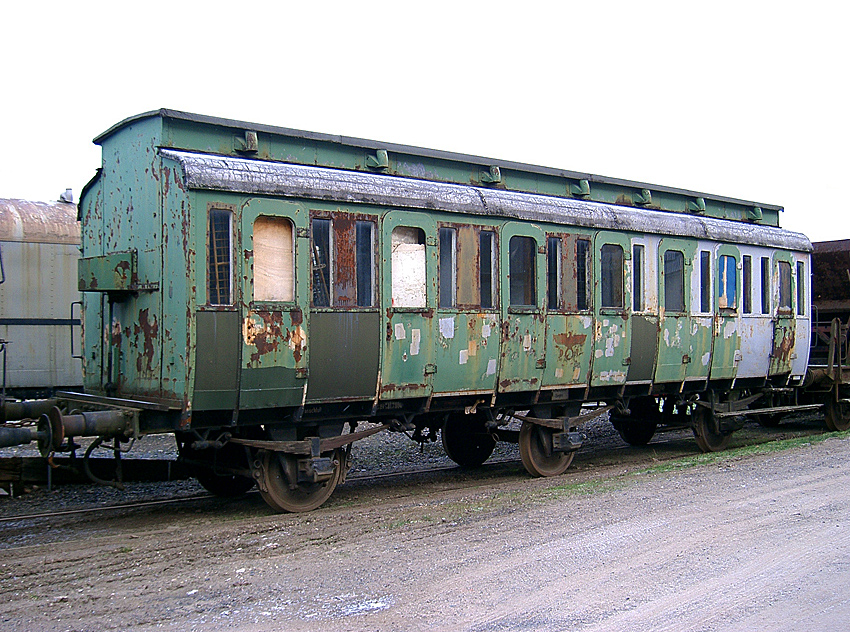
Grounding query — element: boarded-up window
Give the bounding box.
[254,216,294,302]
[602,244,625,309]
[208,208,232,305]
[509,235,537,307]
[392,226,426,308]
[797,261,805,316]
[663,250,684,312]
[718,255,737,310]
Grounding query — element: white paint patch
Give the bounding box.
[555,367,564,378]
[523,334,532,351]
[723,320,737,339]
[702,352,711,366]
[482,324,491,338]
[410,329,421,356]
[394,323,406,340]
[599,369,627,383]
[580,315,593,329]
[486,358,497,375]
[439,317,455,339]
[595,349,604,359]
[459,349,469,365]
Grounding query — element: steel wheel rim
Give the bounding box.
[519,421,573,477]
[258,449,342,513]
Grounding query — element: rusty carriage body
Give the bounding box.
[9,109,845,512]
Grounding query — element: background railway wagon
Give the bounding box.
[0,198,82,402]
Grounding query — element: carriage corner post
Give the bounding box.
[45,107,847,512]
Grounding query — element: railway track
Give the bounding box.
[0,416,830,527]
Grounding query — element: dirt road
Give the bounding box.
[2,432,849,632]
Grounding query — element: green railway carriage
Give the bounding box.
[65,109,821,511]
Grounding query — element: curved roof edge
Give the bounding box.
[161,149,810,253]
[0,198,80,244]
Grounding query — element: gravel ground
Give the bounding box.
[0,411,825,520]
[0,412,627,518]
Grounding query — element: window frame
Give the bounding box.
[601,243,625,311]
[717,254,738,313]
[252,215,296,305]
[309,211,378,310]
[662,249,685,314]
[206,204,235,308]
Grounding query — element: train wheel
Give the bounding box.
[692,407,730,452]
[518,421,574,477]
[825,398,850,432]
[257,449,342,513]
[441,414,496,467]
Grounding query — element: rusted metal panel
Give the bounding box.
[543,315,594,386]
[306,311,380,401]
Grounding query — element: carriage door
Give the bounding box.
[239,199,309,409]
[306,210,381,402]
[769,252,796,376]
[380,212,436,400]
[654,238,691,385]
[499,222,546,393]
[591,232,632,387]
[710,245,741,381]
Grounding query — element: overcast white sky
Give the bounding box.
[3,2,847,242]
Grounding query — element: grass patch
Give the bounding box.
[635,428,850,477]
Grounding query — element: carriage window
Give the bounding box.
[480,231,496,309]
[663,250,684,312]
[311,216,376,308]
[254,216,294,303]
[355,221,375,307]
[391,226,426,308]
[510,235,537,307]
[311,218,332,306]
[700,251,711,313]
[633,244,644,312]
[601,244,624,309]
[797,261,805,315]
[548,237,562,310]
[208,208,233,305]
[779,261,792,311]
[743,255,752,314]
[439,227,457,308]
[761,256,771,314]
[576,238,590,311]
[718,255,737,310]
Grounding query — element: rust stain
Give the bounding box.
[553,332,587,363]
[134,308,159,374]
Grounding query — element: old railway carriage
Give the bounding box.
[67,110,812,512]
